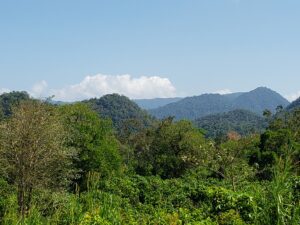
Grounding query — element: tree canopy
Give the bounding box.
[59,103,121,188]
[0,100,75,216]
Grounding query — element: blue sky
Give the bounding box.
[0,0,300,101]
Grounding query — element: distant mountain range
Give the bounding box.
[134,97,182,110]
[1,88,298,140]
[148,87,290,120]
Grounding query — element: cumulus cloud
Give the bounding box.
[0,88,10,94]
[31,80,48,97]
[285,91,300,102]
[49,74,176,101]
[213,89,233,95]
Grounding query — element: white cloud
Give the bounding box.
[0,88,10,94]
[213,89,233,95]
[50,74,177,101]
[285,91,300,102]
[31,80,48,97]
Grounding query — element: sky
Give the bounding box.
[0,0,300,101]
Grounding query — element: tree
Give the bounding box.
[135,118,212,178]
[59,103,121,189]
[212,137,257,190]
[251,109,300,180]
[0,100,75,217]
[0,91,30,120]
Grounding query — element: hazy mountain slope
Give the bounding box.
[194,109,267,139]
[150,94,233,120]
[149,87,289,120]
[134,97,182,110]
[223,92,244,101]
[232,87,289,115]
[286,97,300,111]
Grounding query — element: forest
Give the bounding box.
[0,91,300,225]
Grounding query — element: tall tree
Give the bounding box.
[59,103,121,189]
[0,100,75,217]
[251,109,300,179]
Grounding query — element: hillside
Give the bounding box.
[232,87,289,114]
[194,109,267,139]
[134,97,182,109]
[150,87,289,120]
[286,97,300,111]
[83,94,153,130]
[150,94,232,120]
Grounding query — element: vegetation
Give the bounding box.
[231,87,289,114]
[83,94,153,133]
[150,93,232,120]
[194,109,267,139]
[150,87,289,120]
[0,92,299,224]
[58,103,121,189]
[0,100,74,218]
[0,91,30,120]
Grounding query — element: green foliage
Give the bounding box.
[0,91,299,224]
[134,118,212,178]
[0,91,30,120]
[59,103,122,188]
[0,179,15,221]
[83,94,153,132]
[100,174,257,224]
[250,109,300,179]
[218,210,245,225]
[253,150,300,225]
[194,109,267,139]
[0,100,75,217]
[209,138,256,190]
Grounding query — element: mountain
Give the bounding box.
[150,87,289,120]
[83,94,153,130]
[223,92,244,101]
[150,94,233,120]
[134,97,182,110]
[232,87,289,114]
[286,97,300,111]
[194,109,267,139]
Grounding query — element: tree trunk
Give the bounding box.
[26,186,33,213]
[231,177,236,192]
[17,182,26,219]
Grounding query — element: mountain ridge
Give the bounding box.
[287,97,300,111]
[134,97,182,110]
[149,87,289,120]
